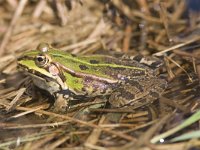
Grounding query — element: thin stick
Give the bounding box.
[153,36,200,56]
[10,105,137,142]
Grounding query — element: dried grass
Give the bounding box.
[0,0,200,149]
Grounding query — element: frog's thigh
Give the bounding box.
[109,84,141,107]
[109,78,167,107]
[143,78,167,102]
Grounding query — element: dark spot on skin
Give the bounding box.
[132,55,143,62]
[100,90,106,94]
[84,77,92,83]
[128,80,144,92]
[81,87,86,92]
[117,88,134,100]
[59,89,71,95]
[79,65,89,70]
[159,80,167,89]
[114,53,124,58]
[71,54,77,57]
[121,90,135,100]
[151,61,163,68]
[149,91,160,98]
[90,60,99,64]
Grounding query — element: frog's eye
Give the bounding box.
[35,55,48,67]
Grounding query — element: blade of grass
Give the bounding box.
[170,130,200,142]
[151,110,200,143]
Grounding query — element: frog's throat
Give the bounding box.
[20,66,69,91]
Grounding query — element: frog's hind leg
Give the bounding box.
[106,84,141,122]
[139,77,167,105]
[128,77,167,107]
[106,77,167,123]
[109,77,167,108]
[108,85,140,108]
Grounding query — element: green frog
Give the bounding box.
[18,43,167,110]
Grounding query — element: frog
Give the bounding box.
[18,43,167,110]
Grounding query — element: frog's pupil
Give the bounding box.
[37,57,44,62]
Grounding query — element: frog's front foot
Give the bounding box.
[53,94,69,113]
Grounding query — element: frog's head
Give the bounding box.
[18,43,67,93]
[18,43,60,78]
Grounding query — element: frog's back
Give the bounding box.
[71,54,152,81]
[35,49,155,82]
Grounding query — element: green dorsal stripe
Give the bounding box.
[50,52,145,71]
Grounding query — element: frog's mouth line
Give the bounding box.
[18,63,54,78]
[18,64,56,81]
[18,63,69,92]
